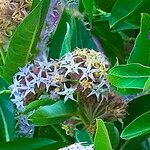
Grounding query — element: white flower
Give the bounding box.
[59,143,94,150]
[9,84,20,97]
[30,72,45,88]
[87,79,109,101]
[19,79,35,97]
[18,64,32,77]
[60,52,74,65]
[79,65,98,81]
[43,75,58,92]
[58,84,76,102]
[62,60,83,76]
[35,60,52,71]
[11,95,25,112]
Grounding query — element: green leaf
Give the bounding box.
[108,63,150,90]
[29,100,78,126]
[92,21,126,65]
[111,16,140,32]
[2,1,42,83]
[74,19,97,50]
[120,135,150,150]
[143,77,150,91]
[49,10,71,59]
[128,13,150,66]
[75,128,93,144]
[94,0,116,12]
[110,0,145,28]
[121,111,150,140]
[34,124,73,143]
[30,0,41,10]
[0,93,15,142]
[0,138,56,150]
[94,119,112,150]
[0,77,9,92]
[140,138,150,150]
[124,94,150,126]
[82,0,93,17]
[49,10,97,59]
[36,141,67,150]
[59,23,71,57]
[105,123,120,149]
[112,86,142,95]
[23,99,55,115]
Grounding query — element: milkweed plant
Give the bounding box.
[0,0,150,150]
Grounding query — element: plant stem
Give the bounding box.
[77,93,90,126]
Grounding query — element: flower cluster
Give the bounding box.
[11,48,110,111]
[10,59,63,112]
[0,0,31,45]
[59,143,94,150]
[10,48,127,137]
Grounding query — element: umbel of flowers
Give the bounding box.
[10,48,127,137]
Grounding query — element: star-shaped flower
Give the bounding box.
[18,64,32,77]
[43,74,58,91]
[20,79,35,97]
[35,60,52,71]
[9,77,24,96]
[87,79,109,101]
[58,84,76,102]
[30,72,45,88]
[60,52,74,65]
[62,60,83,76]
[79,65,98,81]
[11,95,25,112]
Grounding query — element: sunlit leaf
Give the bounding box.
[121,111,150,140]
[29,100,78,126]
[108,63,150,90]
[94,119,112,150]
